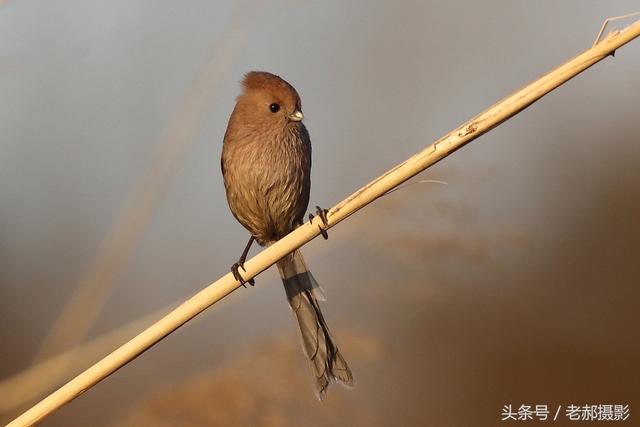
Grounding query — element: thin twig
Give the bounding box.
[8,17,640,427]
[383,179,448,197]
[593,12,640,47]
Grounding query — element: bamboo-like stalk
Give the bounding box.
[1,213,356,414]
[29,0,259,367]
[0,287,252,413]
[9,18,640,427]
[0,223,353,412]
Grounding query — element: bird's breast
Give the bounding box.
[222,125,311,244]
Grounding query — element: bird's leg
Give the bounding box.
[231,235,255,287]
[308,206,329,240]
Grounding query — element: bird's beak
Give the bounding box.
[288,110,304,122]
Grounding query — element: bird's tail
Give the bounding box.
[276,250,354,399]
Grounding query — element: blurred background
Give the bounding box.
[1,1,639,426]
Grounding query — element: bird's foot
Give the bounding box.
[309,205,329,240]
[231,262,254,287]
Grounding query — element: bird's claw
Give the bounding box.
[309,205,329,240]
[231,262,254,287]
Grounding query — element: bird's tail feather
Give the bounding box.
[277,250,354,399]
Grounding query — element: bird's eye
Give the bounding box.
[269,103,280,113]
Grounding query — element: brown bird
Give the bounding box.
[221,71,354,399]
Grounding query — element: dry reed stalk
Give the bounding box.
[0,288,251,414]
[8,17,640,427]
[27,0,259,378]
[0,309,169,414]
[1,222,354,413]
[1,218,357,414]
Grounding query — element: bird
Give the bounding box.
[221,71,354,399]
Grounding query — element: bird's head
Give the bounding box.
[233,71,304,132]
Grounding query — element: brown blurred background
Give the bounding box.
[1,1,639,426]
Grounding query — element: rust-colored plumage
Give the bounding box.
[221,71,354,399]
